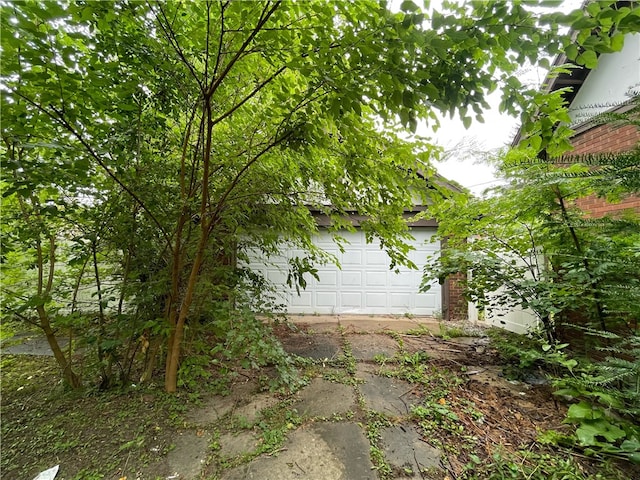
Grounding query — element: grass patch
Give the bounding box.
[1,355,213,480]
[364,411,393,479]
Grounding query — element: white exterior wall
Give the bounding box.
[469,300,540,335]
[467,253,542,334]
[569,33,640,126]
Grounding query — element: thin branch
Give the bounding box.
[152,1,204,92]
[210,129,294,226]
[13,91,172,249]
[46,235,56,295]
[204,0,212,86]
[180,102,200,199]
[210,65,287,127]
[206,0,282,99]
[211,0,229,82]
[553,185,606,330]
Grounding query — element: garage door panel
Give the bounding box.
[341,292,363,308]
[365,292,387,308]
[290,291,312,307]
[314,237,338,249]
[315,270,338,287]
[409,251,430,264]
[390,293,411,309]
[247,228,441,315]
[342,251,362,265]
[389,272,414,287]
[267,269,287,284]
[365,250,389,266]
[341,271,362,286]
[366,271,387,287]
[415,292,437,308]
[290,249,307,259]
[316,291,338,307]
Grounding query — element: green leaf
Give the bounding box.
[576,419,626,445]
[566,401,598,420]
[528,135,542,152]
[402,89,414,108]
[399,108,410,126]
[620,439,640,453]
[579,50,598,69]
[400,0,419,12]
[564,43,579,60]
[628,453,640,465]
[610,32,624,51]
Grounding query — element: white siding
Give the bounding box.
[469,300,540,335]
[569,33,640,126]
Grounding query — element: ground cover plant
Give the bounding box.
[0,355,182,480]
[422,98,640,466]
[377,327,639,479]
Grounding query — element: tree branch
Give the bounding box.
[210,65,287,127]
[206,0,282,99]
[152,1,204,92]
[13,91,172,249]
[210,129,294,226]
[211,0,229,82]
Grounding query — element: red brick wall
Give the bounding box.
[445,273,467,321]
[576,195,640,218]
[570,123,639,155]
[570,123,640,217]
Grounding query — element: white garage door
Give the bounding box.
[248,228,441,316]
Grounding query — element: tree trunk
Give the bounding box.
[140,336,162,383]
[38,305,82,389]
[164,240,208,392]
[164,317,185,393]
[33,233,82,388]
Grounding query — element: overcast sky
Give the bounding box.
[427,94,521,195]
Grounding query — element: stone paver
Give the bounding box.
[347,333,399,361]
[219,430,258,459]
[380,424,443,477]
[233,393,280,425]
[221,427,348,480]
[294,378,355,418]
[357,366,421,416]
[185,395,236,426]
[165,430,209,480]
[280,333,342,360]
[313,422,376,479]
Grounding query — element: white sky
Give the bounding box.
[427,94,521,195]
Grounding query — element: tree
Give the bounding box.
[2,0,636,392]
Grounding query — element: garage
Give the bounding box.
[248,228,441,316]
